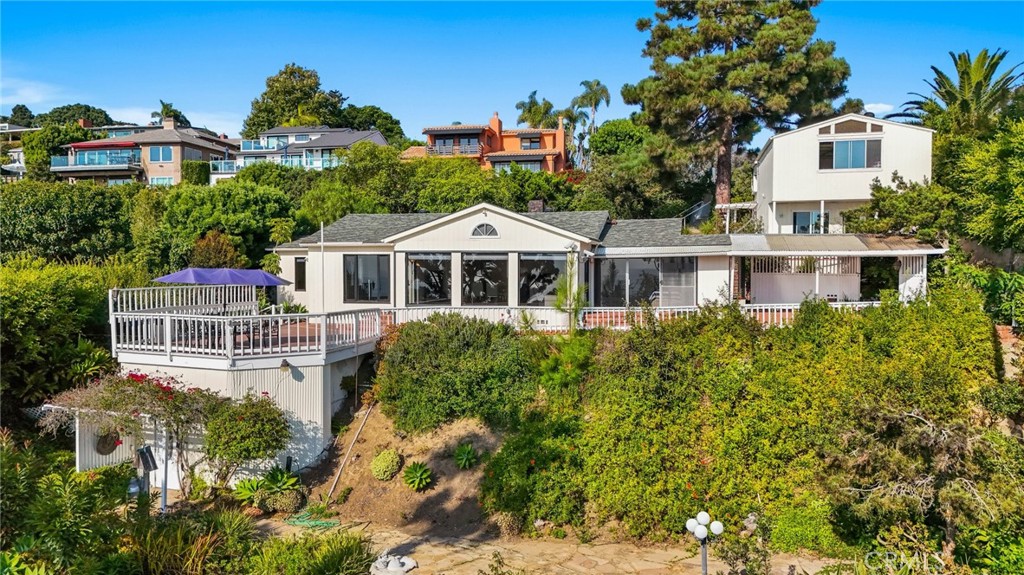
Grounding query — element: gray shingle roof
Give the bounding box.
[261,126,336,135]
[524,211,609,241]
[601,219,731,248]
[283,209,612,247]
[287,130,388,150]
[64,127,235,154]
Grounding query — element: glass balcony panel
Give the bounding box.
[210,160,239,173]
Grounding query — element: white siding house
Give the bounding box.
[275,203,944,312]
[753,114,934,234]
[79,203,944,486]
[210,126,389,183]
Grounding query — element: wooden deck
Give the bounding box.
[110,286,879,364]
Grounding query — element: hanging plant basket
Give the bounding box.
[95,431,121,455]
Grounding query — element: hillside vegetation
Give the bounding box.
[374,288,1024,572]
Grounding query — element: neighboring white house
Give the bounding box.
[209,126,388,183]
[752,113,934,234]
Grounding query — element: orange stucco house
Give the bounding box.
[402,112,568,174]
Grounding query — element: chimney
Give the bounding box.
[489,112,502,136]
[162,116,178,130]
[77,118,93,128]
[528,199,545,213]
[554,115,566,170]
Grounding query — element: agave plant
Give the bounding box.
[454,443,478,470]
[262,466,300,494]
[403,462,432,492]
[233,477,266,507]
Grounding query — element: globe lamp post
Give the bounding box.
[685,511,725,575]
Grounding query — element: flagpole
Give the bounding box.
[320,222,326,312]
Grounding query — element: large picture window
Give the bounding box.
[594,257,696,307]
[519,253,565,306]
[344,254,390,303]
[407,253,451,306]
[819,140,881,170]
[462,253,508,306]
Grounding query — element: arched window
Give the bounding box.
[472,223,498,237]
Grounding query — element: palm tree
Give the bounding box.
[888,49,1022,136]
[515,91,558,128]
[557,106,589,168]
[572,80,611,134]
[151,100,191,127]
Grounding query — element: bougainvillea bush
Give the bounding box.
[38,372,290,495]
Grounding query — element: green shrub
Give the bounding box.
[960,526,1024,575]
[481,409,585,528]
[204,394,291,486]
[769,497,853,556]
[0,256,149,408]
[454,443,478,470]
[371,449,401,481]
[266,490,305,514]
[181,160,211,186]
[376,313,533,432]
[403,462,432,492]
[197,509,259,574]
[0,180,135,261]
[248,531,375,575]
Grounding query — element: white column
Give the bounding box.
[587,257,596,305]
[508,252,520,307]
[814,259,821,298]
[394,252,406,308]
[450,252,462,307]
[820,200,826,234]
[770,201,778,233]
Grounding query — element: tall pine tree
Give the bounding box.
[623,0,850,205]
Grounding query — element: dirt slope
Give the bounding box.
[303,406,502,539]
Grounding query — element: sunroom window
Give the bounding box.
[407,253,451,306]
[462,253,508,306]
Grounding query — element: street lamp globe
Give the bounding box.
[710,521,724,535]
[694,524,708,540]
[686,518,698,533]
[696,511,711,525]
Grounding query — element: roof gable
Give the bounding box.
[382,203,598,243]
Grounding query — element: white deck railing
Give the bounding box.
[111,309,381,360]
[386,306,570,330]
[108,285,881,360]
[385,301,880,332]
[111,285,258,315]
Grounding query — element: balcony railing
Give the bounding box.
[426,144,482,156]
[211,156,341,174]
[107,285,884,363]
[111,310,382,360]
[210,160,240,174]
[240,140,284,151]
[50,155,142,168]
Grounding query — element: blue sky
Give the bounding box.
[2,1,1022,145]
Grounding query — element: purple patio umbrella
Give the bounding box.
[154,268,291,286]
